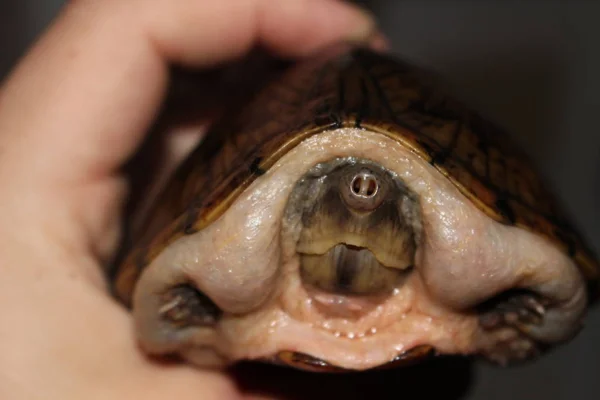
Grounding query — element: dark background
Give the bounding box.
[2,1,599,399]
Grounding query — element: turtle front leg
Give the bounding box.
[418,211,589,366]
[475,279,587,365]
[477,291,547,364]
[479,291,547,330]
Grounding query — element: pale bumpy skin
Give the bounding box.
[133,128,587,370]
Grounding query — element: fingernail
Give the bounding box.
[342,4,391,52]
[342,4,378,43]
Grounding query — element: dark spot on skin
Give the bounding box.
[250,157,266,176]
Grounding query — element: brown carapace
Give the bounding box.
[112,44,599,372]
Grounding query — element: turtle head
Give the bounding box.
[291,158,421,298]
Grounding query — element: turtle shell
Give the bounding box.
[113,44,599,307]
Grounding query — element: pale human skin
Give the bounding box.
[0,1,384,399]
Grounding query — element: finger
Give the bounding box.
[0,0,379,256]
[0,0,377,184]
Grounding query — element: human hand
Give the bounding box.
[0,1,383,399]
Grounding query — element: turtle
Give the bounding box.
[112,43,599,372]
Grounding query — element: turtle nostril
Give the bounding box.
[351,174,378,198]
[340,170,387,212]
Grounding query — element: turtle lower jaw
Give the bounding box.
[174,295,478,372]
[166,269,482,372]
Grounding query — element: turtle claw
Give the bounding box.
[478,291,550,365]
[479,292,546,331]
[159,284,222,328]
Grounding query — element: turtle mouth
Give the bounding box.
[299,243,412,297]
[287,158,422,299]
